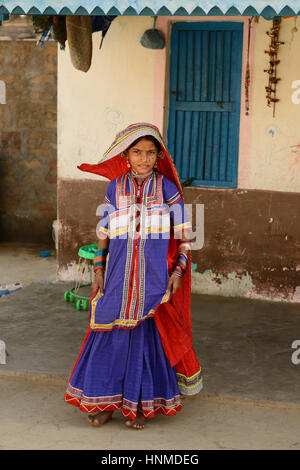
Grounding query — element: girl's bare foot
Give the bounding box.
[125,411,146,430]
[87,410,113,427]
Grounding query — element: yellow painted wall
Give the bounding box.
[58,16,300,191]
[249,17,300,192]
[57,16,156,180]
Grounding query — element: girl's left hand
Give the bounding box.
[167,273,182,295]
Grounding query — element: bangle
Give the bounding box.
[94,264,105,274]
[171,252,188,278]
[93,248,108,271]
[172,266,184,277]
[94,269,104,276]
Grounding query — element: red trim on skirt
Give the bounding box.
[64,391,182,420]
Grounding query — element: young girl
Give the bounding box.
[64,123,203,429]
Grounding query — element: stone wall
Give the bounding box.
[0,36,57,244]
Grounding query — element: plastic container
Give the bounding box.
[38,251,51,257]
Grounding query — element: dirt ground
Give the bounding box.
[1,375,300,450]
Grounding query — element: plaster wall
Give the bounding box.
[57,16,156,181]
[249,16,300,192]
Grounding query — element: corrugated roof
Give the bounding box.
[0,1,299,16]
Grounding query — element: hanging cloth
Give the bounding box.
[91,15,116,48]
[66,15,92,72]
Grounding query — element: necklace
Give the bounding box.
[130,168,154,179]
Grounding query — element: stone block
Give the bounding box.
[18,102,43,128]
[49,159,57,170]
[35,203,55,212]
[19,159,41,169]
[0,74,22,101]
[3,174,16,184]
[44,46,58,73]
[45,175,57,184]
[13,187,22,199]
[27,130,54,158]
[10,49,30,70]
[0,106,4,129]
[29,74,56,99]
[1,131,22,156]
[44,104,57,129]
[0,103,18,129]
[23,174,36,183]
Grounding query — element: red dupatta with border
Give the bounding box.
[78,123,193,367]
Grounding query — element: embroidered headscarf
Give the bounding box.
[78,122,182,193]
[78,123,193,367]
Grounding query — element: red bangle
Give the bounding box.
[94,267,105,275]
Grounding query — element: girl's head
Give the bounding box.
[124,136,162,175]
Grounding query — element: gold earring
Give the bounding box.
[126,158,131,168]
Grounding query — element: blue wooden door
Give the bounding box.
[168,22,243,188]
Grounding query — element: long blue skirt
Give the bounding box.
[64,317,182,419]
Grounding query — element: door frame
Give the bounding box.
[152,16,253,189]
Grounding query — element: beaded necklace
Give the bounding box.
[130,169,154,202]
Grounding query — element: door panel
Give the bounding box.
[168,22,243,188]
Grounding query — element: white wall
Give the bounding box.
[249,17,300,192]
[58,16,300,192]
[58,16,156,180]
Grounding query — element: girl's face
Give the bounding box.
[126,138,158,175]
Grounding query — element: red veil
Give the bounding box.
[78,123,199,377]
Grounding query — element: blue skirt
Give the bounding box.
[64,317,182,419]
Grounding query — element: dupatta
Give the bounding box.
[78,123,193,368]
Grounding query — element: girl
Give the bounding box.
[64,123,203,429]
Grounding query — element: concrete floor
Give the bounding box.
[0,242,58,287]
[0,242,300,450]
[0,242,299,406]
[1,375,300,450]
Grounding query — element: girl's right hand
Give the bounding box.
[92,271,104,294]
